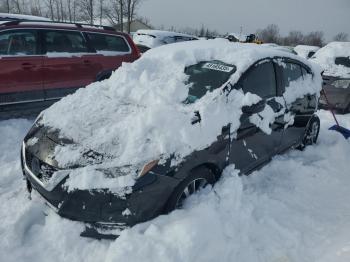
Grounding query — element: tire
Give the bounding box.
[297,115,320,150]
[164,167,216,213]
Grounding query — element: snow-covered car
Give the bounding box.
[294,45,320,59]
[311,42,350,113]
[133,29,198,53]
[21,40,322,238]
[261,43,297,55]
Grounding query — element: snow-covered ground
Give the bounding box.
[0,110,350,262]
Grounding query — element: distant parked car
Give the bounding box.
[294,45,320,59]
[21,40,321,239]
[261,43,298,55]
[133,29,198,53]
[311,42,350,113]
[0,19,140,118]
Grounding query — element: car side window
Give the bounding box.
[242,61,277,98]
[0,30,37,56]
[282,62,303,88]
[87,33,130,53]
[44,30,88,53]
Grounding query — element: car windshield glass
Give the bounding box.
[184,60,236,103]
[335,57,350,68]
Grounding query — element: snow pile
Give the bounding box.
[133,29,198,48]
[1,111,350,261]
[311,42,350,77]
[39,40,321,191]
[294,45,320,59]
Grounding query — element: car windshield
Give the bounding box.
[335,57,350,68]
[184,60,236,103]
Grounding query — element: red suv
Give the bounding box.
[0,19,140,118]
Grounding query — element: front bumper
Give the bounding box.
[21,142,179,230]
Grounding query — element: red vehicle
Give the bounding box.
[0,19,140,118]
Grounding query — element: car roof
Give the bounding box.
[0,19,127,37]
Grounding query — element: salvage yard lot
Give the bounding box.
[1,110,350,262]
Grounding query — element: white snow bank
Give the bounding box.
[311,42,350,77]
[1,111,350,261]
[294,45,320,59]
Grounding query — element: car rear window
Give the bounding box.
[0,30,37,56]
[87,33,130,53]
[184,60,236,103]
[44,30,88,53]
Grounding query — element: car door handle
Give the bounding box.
[83,60,91,65]
[21,63,36,70]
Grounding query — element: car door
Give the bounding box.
[42,29,101,100]
[229,60,284,173]
[0,29,44,105]
[275,59,314,150]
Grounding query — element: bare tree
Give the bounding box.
[333,32,349,42]
[283,30,304,46]
[78,0,95,24]
[256,24,281,44]
[304,31,324,47]
[13,0,22,13]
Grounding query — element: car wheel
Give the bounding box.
[298,116,320,150]
[164,167,216,212]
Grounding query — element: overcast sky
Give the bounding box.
[138,0,350,41]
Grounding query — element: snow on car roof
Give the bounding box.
[0,13,50,21]
[294,45,320,59]
[135,29,198,39]
[311,41,350,77]
[133,29,198,49]
[41,39,321,186]
[227,33,247,42]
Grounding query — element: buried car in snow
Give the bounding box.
[21,40,322,238]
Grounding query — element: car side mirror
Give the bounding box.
[241,100,266,115]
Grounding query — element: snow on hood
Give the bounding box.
[311,42,350,77]
[294,45,320,59]
[40,39,321,192]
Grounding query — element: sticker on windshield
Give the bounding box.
[202,63,234,72]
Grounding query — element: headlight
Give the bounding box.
[138,160,159,177]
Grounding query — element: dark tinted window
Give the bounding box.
[0,30,37,55]
[45,30,88,53]
[282,62,303,88]
[242,61,276,98]
[307,51,315,58]
[335,57,350,68]
[185,60,236,103]
[87,33,130,52]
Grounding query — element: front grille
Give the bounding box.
[25,149,57,183]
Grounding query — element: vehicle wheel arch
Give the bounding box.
[95,70,113,82]
[163,164,218,213]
